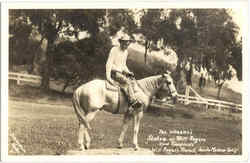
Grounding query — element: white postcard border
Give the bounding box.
[1,1,249,162]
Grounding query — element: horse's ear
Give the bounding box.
[162,73,167,78]
[165,70,170,75]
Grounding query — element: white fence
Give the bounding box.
[152,94,242,111]
[177,94,242,111]
[177,86,242,111]
[9,72,242,111]
[152,85,242,111]
[9,72,42,85]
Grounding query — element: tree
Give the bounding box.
[51,9,135,92]
[10,9,241,97]
[52,30,113,92]
[10,9,138,91]
[139,9,164,63]
[229,39,242,81]
[10,9,107,91]
[138,9,241,98]
[105,9,137,37]
[193,9,241,98]
[9,11,33,70]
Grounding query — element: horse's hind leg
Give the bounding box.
[78,123,86,151]
[118,113,133,148]
[84,110,99,149]
[84,129,91,150]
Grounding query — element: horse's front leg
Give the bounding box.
[118,113,132,148]
[133,111,143,151]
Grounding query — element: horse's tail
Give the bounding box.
[72,91,92,130]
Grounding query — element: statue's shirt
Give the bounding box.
[106,46,130,82]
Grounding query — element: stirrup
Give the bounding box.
[131,101,142,109]
[128,106,134,114]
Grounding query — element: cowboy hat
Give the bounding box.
[118,30,133,42]
[118,36,132,43]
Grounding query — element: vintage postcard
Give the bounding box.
[1,1,248,162]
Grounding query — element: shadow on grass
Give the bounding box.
[146,104,194,120]
[9,80,73,106]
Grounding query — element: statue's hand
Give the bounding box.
[122,71,135,79]
[129,71,134,77]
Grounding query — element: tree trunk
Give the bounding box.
[40,38,54,91]
[62,83,68,93]
[172,61,181,82]
[217,82,224,99]
[144,40,150,64]
[172,59,186,94]
[62,79,70,93]
[32,37,45,75]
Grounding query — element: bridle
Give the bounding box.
[161,74,176,97]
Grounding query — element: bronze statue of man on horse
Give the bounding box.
[72,29,178,151]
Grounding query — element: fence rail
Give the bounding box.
[177,94,242,111]
[9,72,42,85]
[9,72,242,111]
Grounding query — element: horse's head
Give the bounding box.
[160,72,178,104]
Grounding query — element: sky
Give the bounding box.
[226,9,244,93]
[231,8,243,38]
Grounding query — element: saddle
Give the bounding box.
[105,80,132,103]
[105,81,126,114]
[105,80,146,114]
[105,80,119,91]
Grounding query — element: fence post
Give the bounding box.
[17,75,21,85]
[185,85,190,105]
[218,103,221,112]
[205,102,208,111]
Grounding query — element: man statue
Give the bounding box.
[106,32,142,113]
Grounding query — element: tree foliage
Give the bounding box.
[9,9,242,97]
[137,9,241,98]
[52,30,112,92]
[10,9,107,90]
[106,9,137,37]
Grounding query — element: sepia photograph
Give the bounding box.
[1,1,248,162]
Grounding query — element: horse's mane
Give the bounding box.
[92,75,163,97]
[137,75,162,96]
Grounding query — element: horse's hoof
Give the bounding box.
[134,147,140,151]
[85,144,90,150]
[117,145,123,149]
[117,143,123,149]
[133,145,140,151]
[78,146,85,151]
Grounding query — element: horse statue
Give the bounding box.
[72,73,177,151]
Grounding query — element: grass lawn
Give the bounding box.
[8,83,242,155]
